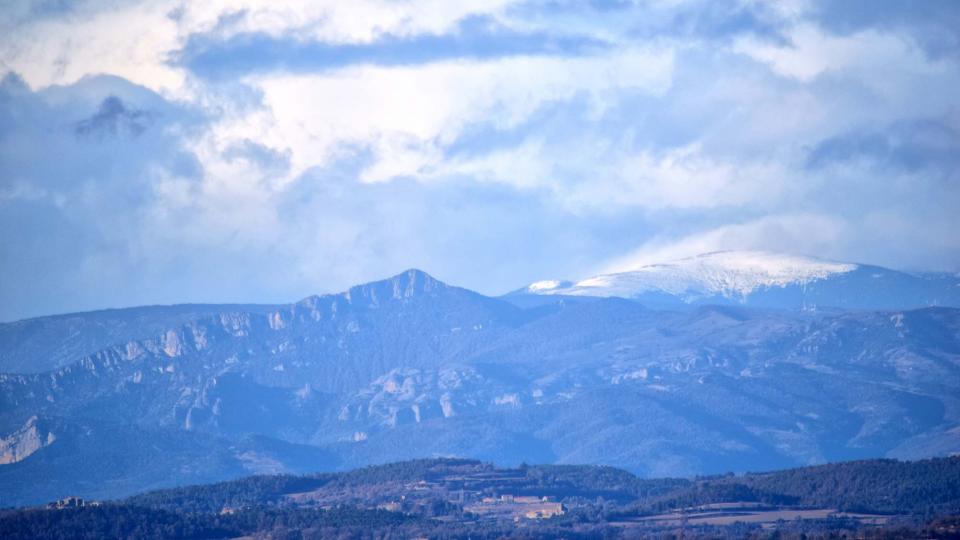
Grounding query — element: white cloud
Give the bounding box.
[732,23,944,85]
[215,47,674,183]
[0,0,185,93]
[439,138,792,212]
[0,0,520,94]
[180,0,517,44]
[569,143,788,211]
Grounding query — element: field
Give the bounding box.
[615,502,891,529]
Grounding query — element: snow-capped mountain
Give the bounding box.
[512,251,960,310]
[3,267,960,505]
[523,251,857,298]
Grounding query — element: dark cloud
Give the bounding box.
[519,0,787,44]
[663,0,786,43]
[74,96,152,138]
[0,0,76,28]
[0,73,32,139]
[0,74,205,320]
[809,0,960,59]
[176,15,608,80]
[806,120,960,175]
[223,139,291,175]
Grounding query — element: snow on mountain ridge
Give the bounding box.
[526,251,858,299]
[527,280,569,292]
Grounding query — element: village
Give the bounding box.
[45,496,102,510]
[283,462,569,522]
[464,494,565,521]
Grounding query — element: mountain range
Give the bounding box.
[1,252,959,507]
[512,250,960,310]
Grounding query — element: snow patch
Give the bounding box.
[493,393,521,407]
[612,368,648,384]
[440,393,455,418]
[891,313,904,328]
[524,251,857,300]
[528,280,564,292]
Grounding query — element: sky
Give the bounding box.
[1,0,959,320]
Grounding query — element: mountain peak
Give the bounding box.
[393,268,446,292]
[629,250,857,284]
[295,269,449,309]
[342,269,448,304]
[395,268,440,282]
[516,251,866,303]
[515,250,960,309]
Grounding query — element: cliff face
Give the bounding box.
[0,416,55,465]
[1,270,959,506]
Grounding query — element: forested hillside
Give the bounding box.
[2,457,958,539]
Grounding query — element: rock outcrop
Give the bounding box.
[0,416,55,465]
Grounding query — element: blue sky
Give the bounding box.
[1,0,959,320]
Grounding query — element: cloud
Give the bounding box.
[440,138,790,212]
[732,22,949,86]
[177,16,608,80]
[0,0,186,93]
[0,0,523,93]
[74,95,153,138]
[179,0,519,44]
[806,0,960,60]
[806,119,960,174]
[218,46,674,183]
[601,201,960,276]
[1,0,959,320]
[0,73,205,319]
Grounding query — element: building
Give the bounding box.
[47,496,84,509]
[524,502,565,519]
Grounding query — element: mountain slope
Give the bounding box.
[0,303,280,374]
[1,269,959,506]
[512,251,960,310]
